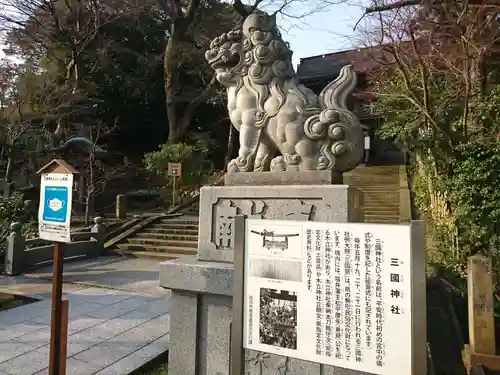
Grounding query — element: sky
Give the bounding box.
[0,1,368,68]
[269,1,368,68]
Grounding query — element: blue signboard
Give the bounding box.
[42,185,69,223]
[38,171,74,243]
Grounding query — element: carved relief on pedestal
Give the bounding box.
[239,200,266,219]
[216,200,238,249]
[284,200,313,221]
[214,199,268,249]
[245,351,290,375]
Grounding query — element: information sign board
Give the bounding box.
[168,163,181,177]
[38,173,73,243]
[241,219,426,375]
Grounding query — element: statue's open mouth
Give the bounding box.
[207,50,240,72]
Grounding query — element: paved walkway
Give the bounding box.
[0,256,171,375]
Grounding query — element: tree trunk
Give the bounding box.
[84,153,95,226]
[164,0,202,144]
[164,35,180,145]
[5,149,14,183]
[84,192,91,226]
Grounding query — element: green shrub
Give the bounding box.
[0,193,38,259]
[0,193,36,236]
[443,141,500,278]
[143,142,216,200]
[143,143,196,177]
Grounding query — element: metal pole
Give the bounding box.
[320,364,325,375]
[48,242,64,375]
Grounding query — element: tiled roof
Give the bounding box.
[296,44,390,81]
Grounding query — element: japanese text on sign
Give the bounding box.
[242,219,423,375]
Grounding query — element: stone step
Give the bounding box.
[363,193,399,202]
[363,201,400,207]
[347,176,399,181]
[354,173,401,177]
[365,215,400,222]
[363,202,400,207]
[116,243,198,254]
[151,223,200,230]
[364,196,400,201]
[127,237,198,248]
[143,227,199,235]
[365,218,400,224]
[356,187,399,193]
[113,249,188,261]
[364,212,399,217]
[347,167,401,173]
[363,202,399,207]
[364,210,399,216]
[348,170,399,174]
[139,232,199,241]
[350,183,399,192]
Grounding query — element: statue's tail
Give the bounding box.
[303,64,365,173]
[319,64,358,111]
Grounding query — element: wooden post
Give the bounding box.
[48,242,64,375]
[59,296,69,375]
[115,195,126,219]
[468,254,495,355]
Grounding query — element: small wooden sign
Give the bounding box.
[168,163,181,177]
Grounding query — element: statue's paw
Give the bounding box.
[227,156,254,172]
[227,159,240,173]
[270,156,286,172]
[235,155,254,172]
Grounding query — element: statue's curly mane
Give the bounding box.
[234,12,312,120]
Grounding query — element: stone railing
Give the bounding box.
[3,217,106,276]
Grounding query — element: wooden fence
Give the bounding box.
[463,254,500,374]
[3,217,106,276]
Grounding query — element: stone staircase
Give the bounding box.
[344,164,403,224]
[113,216,199,260]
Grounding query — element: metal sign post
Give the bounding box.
[36,159,77,375]
[167,162,181,208]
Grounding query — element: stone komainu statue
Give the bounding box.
[205,11,364,173]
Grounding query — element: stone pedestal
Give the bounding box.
[159,173,367,375]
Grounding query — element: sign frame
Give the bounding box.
[231,216,427,375]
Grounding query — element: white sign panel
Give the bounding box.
[243,219,421,375]
[38,173,73,243]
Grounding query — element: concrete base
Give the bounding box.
[160,256,369,375]
[224,170,343,186]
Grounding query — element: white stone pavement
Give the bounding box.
[0,257,172,375]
